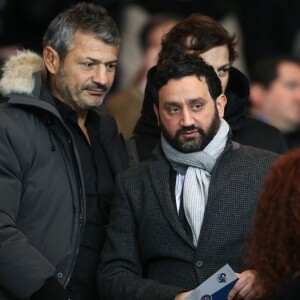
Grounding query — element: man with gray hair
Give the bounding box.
[0,2,128,300]
[98,54,278,300]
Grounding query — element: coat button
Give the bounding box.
[57,272,63,278]
[195,260,203,268]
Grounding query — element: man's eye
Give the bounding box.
[169,107,180,114]
[192,104,202,111]
[285,82,297,90]
[82,62,93,69]
[218,68,230,77]
[106,63,117,72]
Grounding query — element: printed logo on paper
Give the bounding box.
[217,273,227,283]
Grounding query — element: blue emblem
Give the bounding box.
[217,273,227,283]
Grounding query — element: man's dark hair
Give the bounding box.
[250,56,300,88]
[158,14,238,65]
[43,2,120,63]
[153,54,222,106]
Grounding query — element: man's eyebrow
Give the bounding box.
[187,97,206,103]
[163,100,180,108]
[85,57,118,64]
[105,59,118,65]
[163,98,205,107]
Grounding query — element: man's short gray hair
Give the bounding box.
[43,2,120,62]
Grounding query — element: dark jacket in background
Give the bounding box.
[283,130,300,150]
[0,51,128,299]
[131,66,287,163]
[224,67,287,152]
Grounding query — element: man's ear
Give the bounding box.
[249,83,266,108]
[216,94,227,118]
[153,104,160,126]
[43,46,60,74]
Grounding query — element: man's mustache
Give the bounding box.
[178,125,200,133]
[83,83,108,92]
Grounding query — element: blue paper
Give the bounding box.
[185,264,238,300]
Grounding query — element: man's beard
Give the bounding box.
[55,66,108,110]
[160,106,220,153]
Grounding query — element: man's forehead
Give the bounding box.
[158,75,212,104]
[67,32,118,60]
[277,62,300,82]
[278,61,300,74]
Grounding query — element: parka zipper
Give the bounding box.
[64,186,85,288]
[63,137,85,288]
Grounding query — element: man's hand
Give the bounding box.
[175,291,193,300]
[227,270,263,300]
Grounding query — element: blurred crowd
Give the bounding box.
[1,0,300,147]
[1,0,300,79]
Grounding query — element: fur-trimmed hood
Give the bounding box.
[0,50,47,97]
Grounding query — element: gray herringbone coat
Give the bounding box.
[98,140,279,300]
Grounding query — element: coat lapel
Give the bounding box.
[149,148,195,248]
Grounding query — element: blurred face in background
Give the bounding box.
[143,21,177,72]
[250,61,300,133]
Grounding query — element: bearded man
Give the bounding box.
[98,54,278,300]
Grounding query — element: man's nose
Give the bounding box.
[180,108,194,127]
[92,65,108,86]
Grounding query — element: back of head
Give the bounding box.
[139,14,180,54]
[153,54,222,106]
[158,14,238,65]
[247,147,300,297]
[133,14,180,85]
[43,2,120,62]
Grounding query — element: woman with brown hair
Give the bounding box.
[247,148,300,299]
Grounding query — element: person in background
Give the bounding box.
[98,54,278,300]
[104,14,178,139]
[249,56,300,149]
[0,2,128,300]
[131,14,287,163]
[247,148,300,300]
